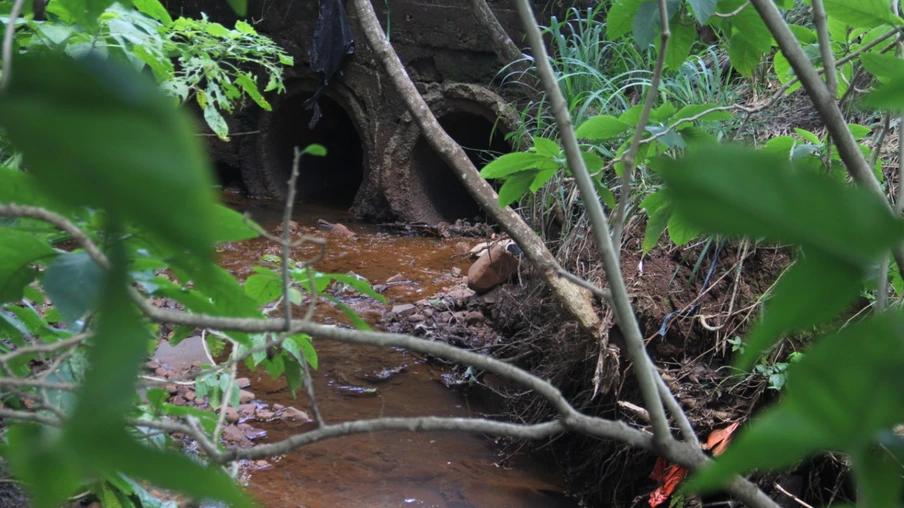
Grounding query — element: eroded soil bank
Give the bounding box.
[208,194,576,508]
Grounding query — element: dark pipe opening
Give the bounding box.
[214,162,245,192]
[412,111,511,223]
[268,92,364,207]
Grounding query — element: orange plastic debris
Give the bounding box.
[703,421,741,457]
[649,457,688,507]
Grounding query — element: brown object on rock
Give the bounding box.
[317,219,356,238]
[275,220,301,235]
[223,406,240,423]
[282,406,312,421]
[467,242,520,294]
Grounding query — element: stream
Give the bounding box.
[211,193,575,508]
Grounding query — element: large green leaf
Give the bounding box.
[737,255,862,369]
[497,172,535,208]
[479,152,555,179]
[575,115,633,140]
[860,52,904,83]
[863,69,904,111]
[56,0,118,29]
[688,0,717,24]
[0,229,58,303]
[664,21,696,70]
[824,0,904,29]
[43,252,105,325]
[606,0,644,40]
[211,204,260,243]
[244,268,282,306]
[658,146,904,267]
[226,0,247,16]
[731,3,774,52]
[727,32,760,78]
[687,312,904,493]
[0,53,220,263]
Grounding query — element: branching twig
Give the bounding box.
[282,147,324,427]
[613,0,672,253]
[811,0,836,98]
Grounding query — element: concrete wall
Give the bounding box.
[165,0,531,224]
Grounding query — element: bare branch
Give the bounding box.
[614,0,672,253]
[811,0,837,98]
[1,0,27,90]
[283,146,324,427]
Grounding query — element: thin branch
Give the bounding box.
[0,333,91,364]
[811,0,837,98]
[614,0,671,253]
[1,0,27,91]
[511,0,673,445]
[282,147,324,427]
[552,266,612,301]
[712,1,751,18]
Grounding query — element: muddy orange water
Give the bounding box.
[215,194,575,508]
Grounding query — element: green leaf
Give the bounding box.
[594,180,617,208]
[665,22,696,70]
[302,144,327,157]
[244,271,282,306]
[737,255,863,370]
[530,169,558,193]
[860,52,904,83]
[728,32,760,78]
[56,0,116,29]
[325,295,372,330]
[688,0,717,24]
[687,312,904,492]
[0,229,57,304]
[479,152,555,179]
[235,73,271,111]
[497,172,535,208]
[607,0,644,40]
[203,105,230,142]
[132,0,173,25]
[284,334,318,369]
[824,0,903,29]
[788,24,817,44]
[226,0,247,16]
[793,128,821,145]
[532,137,561,158]
[0,54,220,263]
[658,146,904,267]
[43,252,105,325]
[575,115,633,140]
[732,4,773,52]
[581,151,605,173]
[633,0,659,47]
[211,205,260,243]
[667,211,700,246]
[283,356,303,396]
[641,192,671,253]
[234,20,257,35]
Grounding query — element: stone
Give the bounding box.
[467,243,520,294]
[171,396,186,406]
[221,424,247,444]
[422,308,434,318]
[464,311,485,326]
[317,219,356,238]
[239,403,257,415]
[469,242,491,258]
[453,241,471,254]
[391,304,416,318]
[282,406,312,421]
[256,408,275,420]
[223,406,240,423]
[165,384,178,394]
[408,313,426,324]
[445,288,475,301]
[239,389,255,403]
[451,267,462,277]
[244,428,267,440]
[184,391,196,402]
[235,377,251,388]
[386,273,406,284]
[273,403,285,411]
[154,367,169,377]
[144,360,160,370]
[153,336,210,371]
[238,423,252,430]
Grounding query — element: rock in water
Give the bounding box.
[467,243,520,293]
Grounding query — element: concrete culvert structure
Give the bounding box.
[384,83,520,225]
[259,89,365,208]
[410,111,511,223]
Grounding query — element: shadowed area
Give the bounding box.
[268,92,364,207]
[412,111,511,223]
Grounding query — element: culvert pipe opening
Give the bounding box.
[412,111,511,223]
[268,93,364,207]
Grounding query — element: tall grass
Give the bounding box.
[496,6,745,244]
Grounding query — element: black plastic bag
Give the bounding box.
[304,0,355,128]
